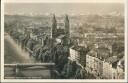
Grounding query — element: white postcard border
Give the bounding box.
[1,0,128,82]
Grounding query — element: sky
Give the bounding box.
[4,0,124,16]
[4,0,124,3]
[4,3,124,16]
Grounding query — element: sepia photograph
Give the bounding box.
[1,0,127,82]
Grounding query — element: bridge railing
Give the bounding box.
[4,63,56,79]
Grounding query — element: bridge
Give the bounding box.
[4,63,57,79]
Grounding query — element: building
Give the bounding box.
[64,15,70,38]
[51,14,57,39]
[86,46,110,78]
[102,56,119,79]
[57,22,65,29]
[51,14,70,45]
[85,43,124,79]
[69,45,88,67]
[116,57,124,79]
[56,35,66,44]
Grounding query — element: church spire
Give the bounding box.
[64,14,70,38]
[51,14,57,38]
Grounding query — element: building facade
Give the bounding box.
[69,45,88,67]
[51,14,70,45]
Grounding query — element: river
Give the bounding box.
[4,34,35,64]
[4,35,54,79]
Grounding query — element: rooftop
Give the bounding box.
[56,35,65,39]
[105,56,119,64]
[71,45,87,52]
[87,47,110,60]
[117,56,124,70]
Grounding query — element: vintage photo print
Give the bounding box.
[1,0,127,82]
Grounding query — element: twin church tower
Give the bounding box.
[51,14,70,40]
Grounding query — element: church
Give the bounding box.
[50,14,70,45]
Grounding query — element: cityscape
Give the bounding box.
[4,2,124,79]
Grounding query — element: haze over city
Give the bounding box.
[5,3,124,16]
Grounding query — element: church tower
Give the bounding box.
[64,15,70,38]
[51,14,57,39]
[64,15,70,45]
